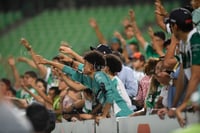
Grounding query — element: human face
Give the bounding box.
[48,90,55,100]
[111,43,120,51]
[36,81,46,93]
[0,81,8,95]
[132,59,144,70]
[191,0,200,9]
[58,79,68,91]
[152,36,164,49]
[83,60,93,75]
[24,74,34,87]
[125,27,134,39]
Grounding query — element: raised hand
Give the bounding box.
[17,56,28,62]
[89,18,98,28]
[148,26,154,38]
[35,55,48,64]
[114,31,122,39]
[129,9,135,22]
[60,41,71,48]
[155,0,168,16]
[8,56,15,66]
[59,44,73,55]
[20,38,31,50]
[58,53,72,63]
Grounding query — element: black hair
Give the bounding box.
[163,39,171,48]
[24,71,37,79]
[26,103,49,132]
[112,51,126,64]
[8,87,16,96]
[49,86,60,96]
[0,78,11,89]
[83,51,105,71]
[36,78,47,93]
[105,54,122,75]
[154,31,166,41]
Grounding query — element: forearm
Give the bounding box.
[101,103,112,117]
[10,65,21,89]
[131,21,146,49]
[94,26,107,44]
[71,51,84,64]
[23,87,44,104]
[30,51,47,78]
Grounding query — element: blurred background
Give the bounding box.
[0,0,188,79]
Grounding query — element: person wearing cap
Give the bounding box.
[89,18,122,53]
[129,10,166,59]
[35,51,115,122]
[166,8,200,127]
[131,52,145,82]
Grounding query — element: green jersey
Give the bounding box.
[179,29,200,80]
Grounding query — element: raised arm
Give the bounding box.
[163,34,179,69]
[22,86,45,104]
[20,38,47,78]
[17,56,37,69]
[155,0,168,31]
[148,26,165,57]
[7,56,21,90]
[35,55,65,71]
[59,71,86,91]
[89,18,107,45]
[114,31,130,64]
[59,41,84,64]
[129,10,147,49]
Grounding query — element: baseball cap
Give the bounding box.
[132,52,145,61]
[165,8,193,32]
[90,44,112,54]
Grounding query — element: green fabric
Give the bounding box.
[126,37,138,45]
[145,85,162,109]
[192,8,200,32]
[53,95,61,121]
[112,78,133,117]
[16,89,23,99]
[145,43,166,59]
[62,65,114,105]
[22,88,37,104]
[190,32,200,65]
[171,123,200,133]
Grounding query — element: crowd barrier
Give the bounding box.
[52,113,199,133]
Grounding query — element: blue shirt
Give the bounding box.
[118,65,138,98]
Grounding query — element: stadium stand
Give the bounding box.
[0,2,180,78]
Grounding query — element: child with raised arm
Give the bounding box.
[35,51,114,122]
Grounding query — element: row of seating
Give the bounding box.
[0,11,22,30]
[0,2,180,77]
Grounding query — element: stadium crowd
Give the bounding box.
[0,0,200,132]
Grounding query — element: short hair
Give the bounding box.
[154,31,166,41]
[124,24,133,30]
[36,78,47,93]
[105,54,122,75]
[26,103,49,132]
[49,86,60,96]
[0,78,11,89]
[24,71,37,79]
[83,51,105,70]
